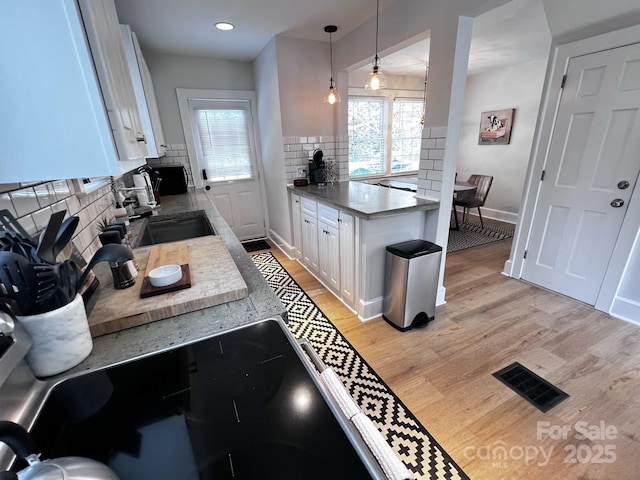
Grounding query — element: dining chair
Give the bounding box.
[453,174,493,228]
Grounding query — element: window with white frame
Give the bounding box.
[348,96,423,177]
[348,97,386,176]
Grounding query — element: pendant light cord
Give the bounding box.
[374,0,380,65]
[330,30,334,85]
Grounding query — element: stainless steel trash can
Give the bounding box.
[382,239,442,331]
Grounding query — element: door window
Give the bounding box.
[189,99,256,182]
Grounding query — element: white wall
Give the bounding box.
[275,36,334,137]
[144,51,255,144]
[254,39,290,248]
[456,58,549,222]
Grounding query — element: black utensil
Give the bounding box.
[76,244,134,292]
[36,210,66,264]
[0,210,36,245]
[30,260,73,308]
[51,216,79,262]
[0,231,39,262]
[0,252,40,315]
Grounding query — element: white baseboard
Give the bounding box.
[269,229,295,259]
[358,297,383,322]
[610,297,640,326]
[453,206,518,224]
[503,259,514,277]
[436,285,446,306]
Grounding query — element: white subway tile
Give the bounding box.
[0,193,16,216]
[430,126,447,138]
[427,170,443,181]
[419,159,434,170]
[17,215,37,236]
[421,138,436,149]
[32,207,53,231]
[429,149,445,160]
[10,187,39,217]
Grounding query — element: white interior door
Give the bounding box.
[522,42,640,304]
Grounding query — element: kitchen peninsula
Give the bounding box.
[288,181,439,320]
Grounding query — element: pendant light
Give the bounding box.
[366,0,387,90]
[323,25,340,104]
[420,65,428,126]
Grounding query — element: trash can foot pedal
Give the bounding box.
[382,312,433,331]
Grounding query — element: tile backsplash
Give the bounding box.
[282,136,349,183]
[416,126,447,200]
[146,144,195,187]
[0,179,116,263]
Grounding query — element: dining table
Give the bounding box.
[451,182,477,230]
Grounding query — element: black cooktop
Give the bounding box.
[18,320,374,479]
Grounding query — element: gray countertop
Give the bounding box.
[288,181,439,219]
[61,188,286,377]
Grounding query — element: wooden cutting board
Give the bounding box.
[87,236,248,337]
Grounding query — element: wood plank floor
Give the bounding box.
[257,230,640,480]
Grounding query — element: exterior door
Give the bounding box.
[204,180,265,241]
[522,42,640,304]
[177,90,266,242]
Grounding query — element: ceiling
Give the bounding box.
[114,0,550,77]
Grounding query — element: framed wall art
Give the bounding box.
[478,108,514,145]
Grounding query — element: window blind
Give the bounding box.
[195,102,253,181]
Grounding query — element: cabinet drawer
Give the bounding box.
[301,197,317,217]
[318,203,339,229]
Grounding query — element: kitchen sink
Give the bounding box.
[137,210,216,246]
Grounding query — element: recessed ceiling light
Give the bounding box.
[215,22,234,31]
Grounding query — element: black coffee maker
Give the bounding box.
[309,148,326,185]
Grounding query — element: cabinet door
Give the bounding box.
[302,213,318,273]
[78,0,148,166]
[291,194,302,260]
[130,29,166,157]
[0,0,132,182]
[319,222,340,293]
[339,211,356,306]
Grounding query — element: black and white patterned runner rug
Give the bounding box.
[251,252,469,480]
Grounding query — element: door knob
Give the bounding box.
[617,180,630,190]
[610,198,624,208]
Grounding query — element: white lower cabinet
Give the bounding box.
[291,194,302,260]
[338,211,355,306]
[292,193,356,309]
[302,213,319,274]
[319,222,340,294]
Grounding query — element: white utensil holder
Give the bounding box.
[17,294,93,377]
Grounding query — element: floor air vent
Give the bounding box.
[493,362,569,413]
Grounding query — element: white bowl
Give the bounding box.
[148,264,183,287]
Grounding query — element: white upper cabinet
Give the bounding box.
[120,25,166,159]
[77,0,148,164]
[0,0,147,183]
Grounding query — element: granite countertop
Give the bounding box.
[60,188,286,377]
[288,181,439,219]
